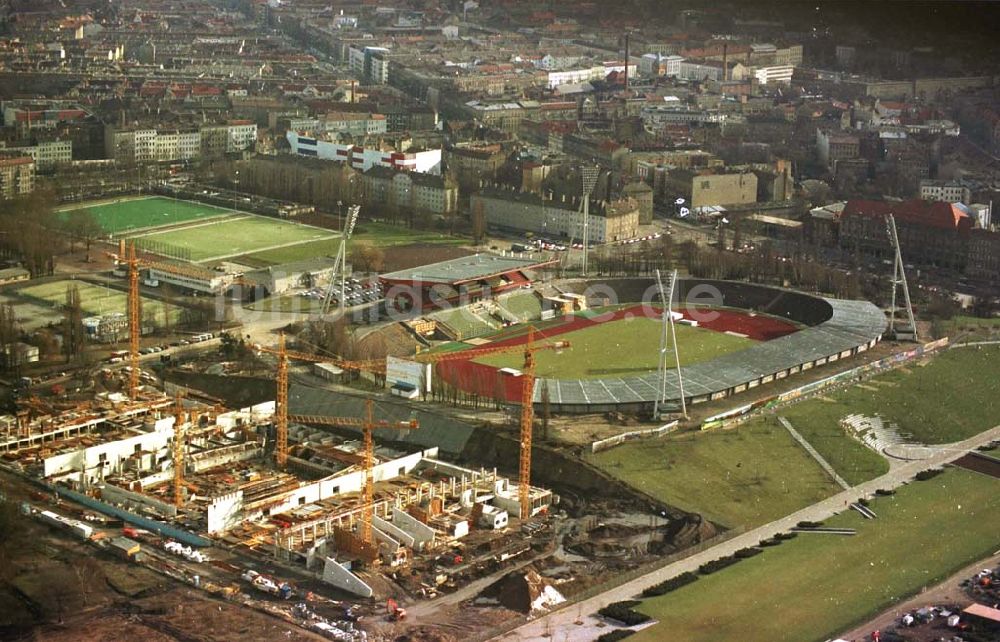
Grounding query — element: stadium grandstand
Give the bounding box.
[379,253,557,312]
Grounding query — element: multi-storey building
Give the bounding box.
[966,229,1000,285]
[661,170,758,208]
[839,199,972,271]
[288,113,388,138]
[816,129,861,168]
[0,156,35,197]
[106,122,256,163]
[919,179,972,205]
[361,166,458,215]
[286,131,442,174]
[0,139,72,169]
[471,187,640,243]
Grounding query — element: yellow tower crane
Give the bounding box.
[251,335,386,469]
[414,327,568,520]
[106,240,233,399]
[288,400,417,544]
[173,394,186,508]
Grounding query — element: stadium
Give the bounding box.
[401,272,888,415]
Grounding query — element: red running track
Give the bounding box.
[433,305,800,403]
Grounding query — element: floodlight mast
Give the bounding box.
[580,166,599,276]
[321,204,361,316]
[886,214,918,341]
[653,269,687,420]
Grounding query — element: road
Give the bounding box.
[501,424,1000,642]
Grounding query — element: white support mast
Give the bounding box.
[886,214,918,341]
[654,269,686,419]
[321,205,360,316]
[580,166,599,277]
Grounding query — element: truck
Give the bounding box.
[241,570,293,600]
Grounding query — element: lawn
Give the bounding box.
[133,216,338,262]
[474,317,754,378]
[774,345,1000,446]
[60,197,231,234]
[240,238,345,265]
[18,280,184,326]
[774,409,889,486]
[588,421,840,529]
[352,221,466,247]
[238,222,465,265]
[631,468,1000,642]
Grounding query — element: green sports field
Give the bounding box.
[473,316,754,378]
[18,279,184,326]
[60,197,232,234]
[631,467,1000,642]
[588,419,840,528]
[133,216,338,262]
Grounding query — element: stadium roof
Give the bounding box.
[539,298,887,407]
[380,253,556,285]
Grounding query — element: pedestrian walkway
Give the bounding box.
[499,424,1000,642]
[778,416,851,490]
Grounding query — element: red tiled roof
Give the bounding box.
[843,199,972,232]
[0,156,34,166]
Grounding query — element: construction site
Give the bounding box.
[0,237,898,641]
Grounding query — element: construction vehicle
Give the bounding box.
[386,598,406,622]
[252,334,385,469]
[241,569,293,600]
[414,327,569,520]
[288,399,417,545]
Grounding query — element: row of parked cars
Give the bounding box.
[298,278,383,307]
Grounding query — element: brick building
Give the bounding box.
[839,199,972,271]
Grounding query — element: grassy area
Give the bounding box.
[776,409,890,486]
[773,346,1000,446]
[134,216,337,262]
[239,222,465,265]
[352,221,467,247]
[18,279,184,326]
[474,317,754,378]
[947,315,1000,340]
[588,421,840,529]
[240,238,345,265]
[631,468,1000,642]
[61,197,231,234]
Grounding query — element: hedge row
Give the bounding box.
[915,468,944,481]
[641,572,698,598]
[597,630,636,642]
[599,602,651,626]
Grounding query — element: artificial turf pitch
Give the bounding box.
[61,197,231,234]
[132,215,338,262]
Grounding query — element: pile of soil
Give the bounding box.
[479,568,551,613]
[667,514,719,548]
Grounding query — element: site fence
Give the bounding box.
[700,337,951,431]
[467,526,746,642]
[115,235,193,262]
[590,420,680,453]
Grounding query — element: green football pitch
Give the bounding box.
[132,215,338,263]
[473,316,755,378]
[60,197,232,234]
[18,279,184,326]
